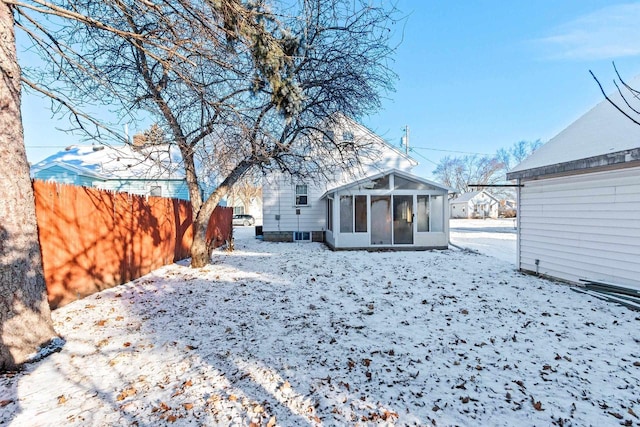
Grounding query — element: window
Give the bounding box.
[340,196,353,233]
[327,198,333,232]
[293,231,311,242]
[417,195,430,232]
[431,195,444,232]
[342,131,354,142]
[295,184,308,206]
[363,174,390,190]
[233,206,245,215]
[355,195,367,232]
[339,195,367,233]
[150,185,162,197]
[394,176,436,190]
[371,174,390,189]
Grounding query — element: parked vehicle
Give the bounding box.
[232,214,255,226]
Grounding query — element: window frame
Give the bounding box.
[295,183,309,206]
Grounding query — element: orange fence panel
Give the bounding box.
[33,181,232,309]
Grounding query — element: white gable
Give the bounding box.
[510,75,640,174]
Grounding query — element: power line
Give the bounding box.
[408,148,439,166]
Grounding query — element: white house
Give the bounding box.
[507,80,640,290]
[262,116,451,249]
[31,144,190,199]
[449,190,500,219]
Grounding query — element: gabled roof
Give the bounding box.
[326,113,419,168]
[321,168,451,198]
[508,76,640,180]
[31,144,185,181]
[450,190,499,204]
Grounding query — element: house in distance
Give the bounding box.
[449,190,500,219]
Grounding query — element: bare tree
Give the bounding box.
[496,139,542,173]
[227,172,262,215]
[590,64,640,126]
[433,154,503,194]
[434,139,542,199]
[0,2,56,371]
[19,0,398,267]
[1,0,306,370]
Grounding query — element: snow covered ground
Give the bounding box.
[450,218,517,264]
[2,223,639,426]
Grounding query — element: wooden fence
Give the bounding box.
[33,181,232,309]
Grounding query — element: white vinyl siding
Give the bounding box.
[518,166,640,290]
[262,175,325,234]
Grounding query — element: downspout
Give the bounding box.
[516,178,521,270]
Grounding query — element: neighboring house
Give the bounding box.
[507,80,640,290]
[449,190,499,219]
[262,115,451,250]
[31,144,190,200]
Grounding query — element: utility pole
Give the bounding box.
[401,125,409,155]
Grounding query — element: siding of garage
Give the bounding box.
[518,166,640,290]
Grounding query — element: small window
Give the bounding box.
[233,206,245,215]
[293,231,311,242]
[150,185,162,197]
[295,184,308,206]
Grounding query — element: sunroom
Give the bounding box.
[322,169,450,250]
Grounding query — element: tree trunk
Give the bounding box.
[0,4,56,371]
[190,216,211,268]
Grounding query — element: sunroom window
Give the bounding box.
[417,195,430,232]
[340,196,353,232]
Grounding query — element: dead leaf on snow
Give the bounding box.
[96,319,107,327]
[267,416,277,427]
[530,396,543,411]
[57,395,67,405]
[382,410,398,420]
[0,400,13,408]
[116,387,137,401]
[183,403,193,410]
[628,408,638,419]
[608,412,624,420]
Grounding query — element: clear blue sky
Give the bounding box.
[21,1,640,179]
